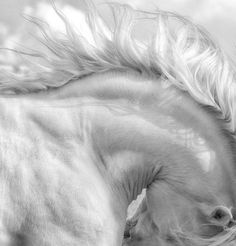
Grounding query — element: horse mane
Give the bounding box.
[0,1,235,136]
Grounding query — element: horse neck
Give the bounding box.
[52,70,235,207]
[88,100,222,209]
[157,92,236,206]
[43,71,236,245]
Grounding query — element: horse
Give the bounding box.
[0,1,236,245]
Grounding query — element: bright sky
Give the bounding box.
[0,0,236,58]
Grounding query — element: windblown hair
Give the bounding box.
[167,226,236,246]
[1,1,236,135]
[1,1,236,245]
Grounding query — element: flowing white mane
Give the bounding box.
[0,1,235,136]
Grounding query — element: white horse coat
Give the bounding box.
[0,1,236,246]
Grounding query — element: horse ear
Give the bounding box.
[209,206,233,227]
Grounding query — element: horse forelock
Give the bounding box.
[169,226,236,246]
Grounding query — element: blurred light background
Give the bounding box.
[0,0,235,60]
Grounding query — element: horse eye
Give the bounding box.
[212,209,225,220]
[210,206,232,226]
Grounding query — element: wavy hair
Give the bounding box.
[0,1,235,135]
[167,226,236,246]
